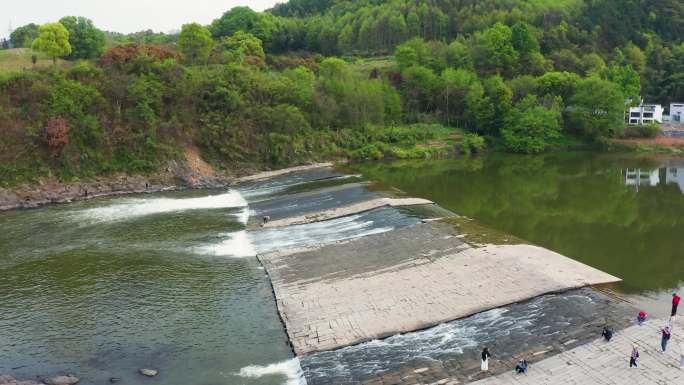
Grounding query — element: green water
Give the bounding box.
[351,152,684,294]
[0,189,294,384]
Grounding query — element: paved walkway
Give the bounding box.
[259,221,620,355]
[471,318,684,385]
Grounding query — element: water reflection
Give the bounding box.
[624,164,684,193]
[350,152,684,294]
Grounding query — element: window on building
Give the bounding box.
[630,112,641,117]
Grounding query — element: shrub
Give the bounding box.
[45,117,70,159]
[623,123,660,138]
[100,44,181,68]
[461,133,486,154]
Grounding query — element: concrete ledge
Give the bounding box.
[259,221,621,356]
[263,198,434,228]
[236,163,334,183]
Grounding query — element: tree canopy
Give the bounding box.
[32,23,72,64]
[10,23,40,48]
[58,16,106,60]
[179,23,213,64]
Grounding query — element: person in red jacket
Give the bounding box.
[673,293,681,316]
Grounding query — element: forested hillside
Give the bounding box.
[1,0,682,186]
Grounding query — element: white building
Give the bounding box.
[627,103,664,125]
[668,103,684,124]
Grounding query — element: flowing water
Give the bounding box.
[0,170,421,385]
[3,153,684,385]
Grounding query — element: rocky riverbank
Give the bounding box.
[0,150,334,212]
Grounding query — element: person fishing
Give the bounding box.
[661,326,672,352]
[481,347,491,372]
[629,345,639,368]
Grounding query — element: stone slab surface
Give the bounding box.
[471,317,684,385]
[302,288,636,385]
[236,163,334,183]
[259,221,621,355]
[263,198,434,228]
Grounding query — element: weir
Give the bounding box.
[223,164,643,385]
[258,220,621,355]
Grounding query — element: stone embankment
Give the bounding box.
[0,160,334,211]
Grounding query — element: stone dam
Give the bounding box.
[234,164,662,384]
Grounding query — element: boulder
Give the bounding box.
[48,375,79,385]
[139,369,158,377]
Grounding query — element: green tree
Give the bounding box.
[567,77,625,139]
[502,95,562,153]
[401,65,438,120]
[211,6,259,38]
[10,23,40,48]
[477,22,518,75]
[511,22,539,55]
[59,16,106,59]
[537,71,581,103]
[602,64,641,103]
[179,23,213,64]
[215,31,265,65]
[32,22,72,64]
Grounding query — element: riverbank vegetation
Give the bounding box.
[1,0,682,186]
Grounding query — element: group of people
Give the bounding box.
[606,293,683,369]
[479,293,684,377]
[479,347,527,375]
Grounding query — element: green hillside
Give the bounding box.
[0,0,682,186]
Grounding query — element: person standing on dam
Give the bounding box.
[629,345,640,368]
[481,347,491,372]
[673,293,681,316]
[661,326,672,352]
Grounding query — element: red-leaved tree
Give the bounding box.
[45,117,70,159]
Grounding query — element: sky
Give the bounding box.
[2,0,282,39]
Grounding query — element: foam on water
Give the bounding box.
[75,191,248,223]
[300,303,548,383]
[253,215,394,255]
[197,230,257,258]
[198,213,395,258]
[237,358,307,385]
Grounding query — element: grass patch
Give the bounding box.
[348,56,398,77]
[0,48,68,73]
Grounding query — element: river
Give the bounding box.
[1,152,683,384]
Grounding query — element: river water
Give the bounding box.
[0,170,421,385]
[2,152,684,385]
[350,152,684,296]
